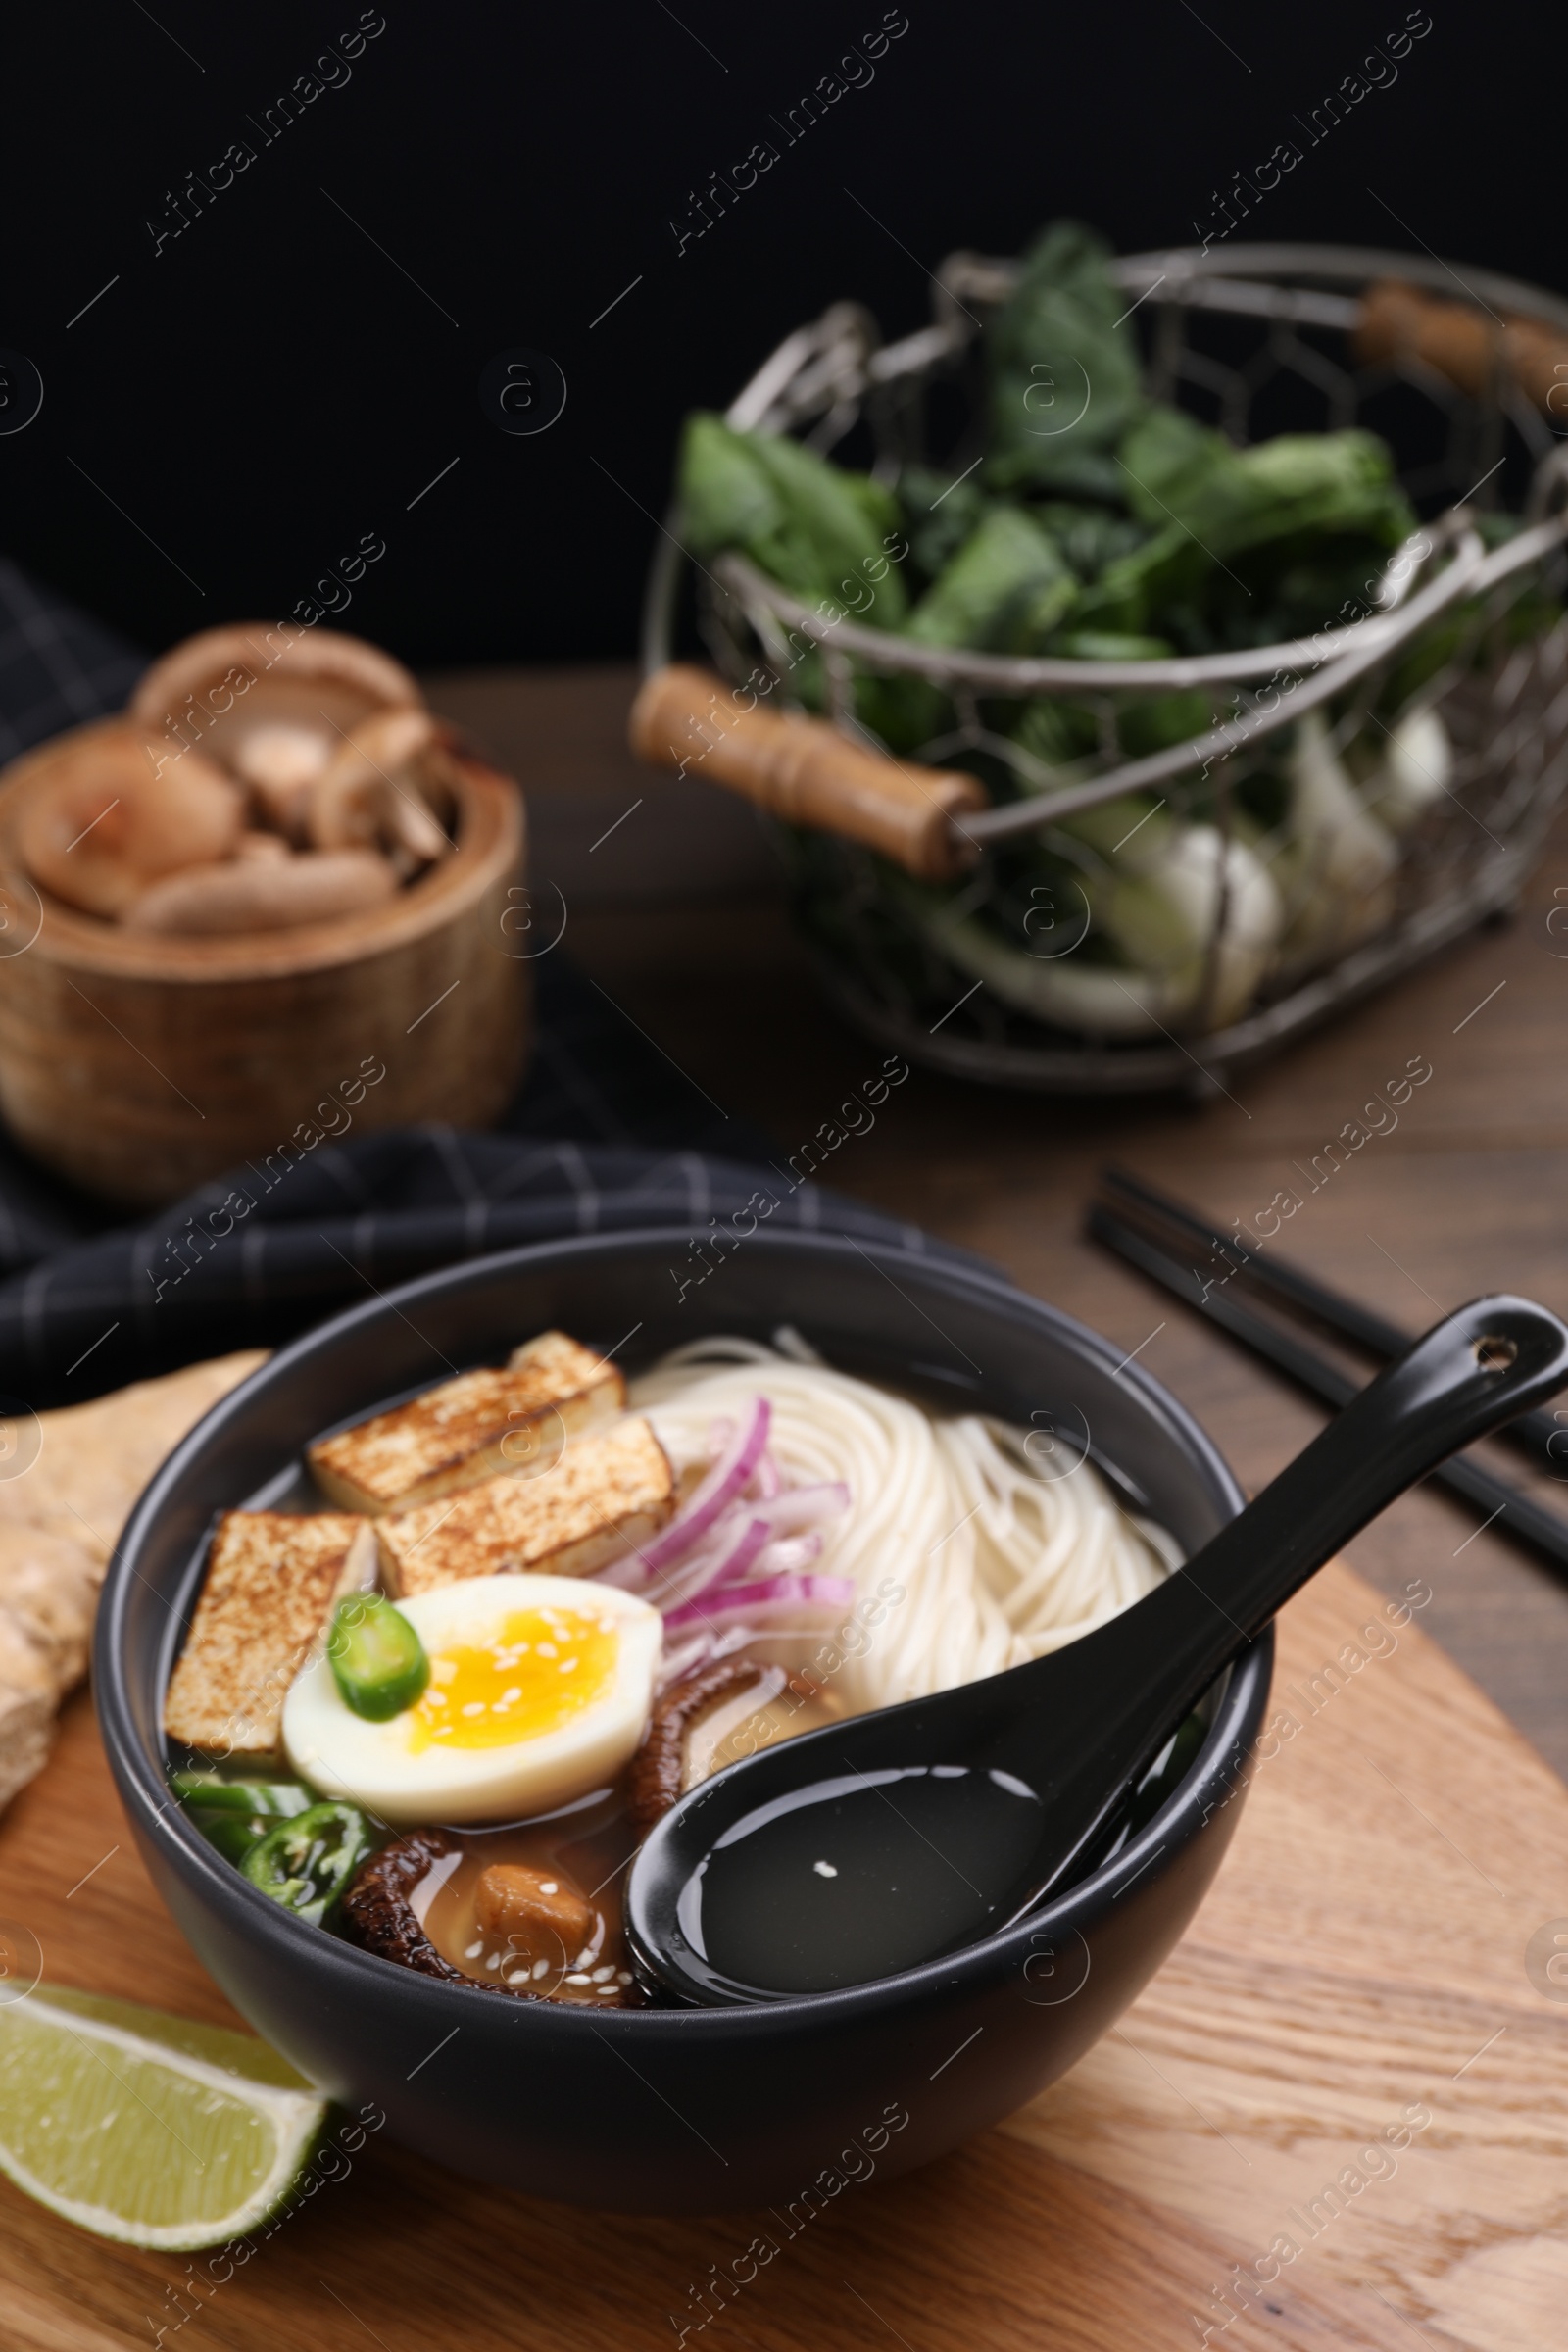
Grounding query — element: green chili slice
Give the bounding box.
[170,1775,317,1868]
[189,1809,275,1866]
[327,1593,429,1721]
[169,1771,316,1817]
[241,1801,372,1926]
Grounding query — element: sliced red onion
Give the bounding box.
[592,1507,736,1605]
[719,1524,827,1580]
[664,1572,855,1634]
[751,1447,782,1500]
[635,1396,772,1574]
[748,1484,849,1538]
[656,1622,754,1688]
[644,1511,773,1616]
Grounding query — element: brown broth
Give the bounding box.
[418,1782,639,2001]
[415,1686,841,2003]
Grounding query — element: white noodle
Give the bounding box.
[629,1339,1176,1714]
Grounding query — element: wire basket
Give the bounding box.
[644,242,1568,1093]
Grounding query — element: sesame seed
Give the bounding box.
[532,1959,550,1980]
[591,1965,615,1983]
[564,1972,591,1985]
[539,1882,559,1894]
[465,1939,483,1959]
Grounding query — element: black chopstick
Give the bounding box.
[1087,1200,1568,1581]
[1098,1165,1567,1477]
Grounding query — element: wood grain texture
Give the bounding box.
[629,664,985,880]
[4,662,1568,2347]
[2,1552,1562,2350]
[0,738,529,1205]
[419,662,776,908]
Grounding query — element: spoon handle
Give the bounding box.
[1171,1292,1568,1637]
[1020,1293,1568,1897]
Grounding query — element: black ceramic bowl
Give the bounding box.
[96,1227,1271,2214]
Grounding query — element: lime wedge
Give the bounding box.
[0,1984,327,2249]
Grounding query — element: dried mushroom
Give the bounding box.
[342,1828,639,2004]
[124,849,398,934]
[305,707,452,868]
[10,625,463,938]
[17,723,243,918]
[129,622,419,818]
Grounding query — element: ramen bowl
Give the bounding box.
[95,1226,1270,2213]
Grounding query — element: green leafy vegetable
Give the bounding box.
[1029,505,1150,582]
[984,220,1147,497]
[1012,693,1101,771]
[678,413,907,621]
[1117,687,1215,760]
[1117,405,1231,523]
[1082,428,1416,638]
[1047,631,1173,662]
[664,206,1550,1050]
[899,462,992,580]
[906,506,1077,652]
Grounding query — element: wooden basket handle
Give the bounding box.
[1356,279,1568,421]
[629,665,987,882]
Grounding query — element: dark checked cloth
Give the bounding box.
[0,564,956,1405]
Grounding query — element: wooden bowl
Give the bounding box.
[0,720,529,1207]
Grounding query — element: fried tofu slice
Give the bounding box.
[163,1512,373,1760]
[380,1417,674,1599]
[306,1330,623,1516]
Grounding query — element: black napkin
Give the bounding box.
[0,565,951,1406]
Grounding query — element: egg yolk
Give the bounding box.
[408,1606,619,1751]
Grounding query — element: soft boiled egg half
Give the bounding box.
[282,1574,662,1826]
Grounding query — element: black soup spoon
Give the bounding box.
[625,1294,1568,2005]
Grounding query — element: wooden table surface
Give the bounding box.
[9,1550,1568,2352]
[4,661,1567,2350]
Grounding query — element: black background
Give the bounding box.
[2,0,1560,668]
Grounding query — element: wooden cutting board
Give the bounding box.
[3,1376,1567,2352]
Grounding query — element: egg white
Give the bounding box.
[282,1573,662,1827]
